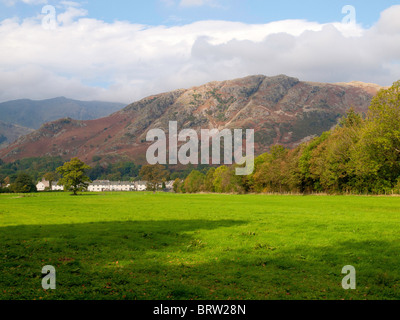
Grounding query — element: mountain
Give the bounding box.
[0,97,126,130]
[0,75,383,165]
[0,121,34,149]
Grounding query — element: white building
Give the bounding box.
[36,179,64,191]
[88,180,109,192]
[36,179,175,192]
[88,180,135,192]
[134,181,147,191]
[52,182,64,191]
[165,181,174,190]
[36,179,49,191]
[132,181,174,191]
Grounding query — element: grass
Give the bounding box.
[0,192,400,300]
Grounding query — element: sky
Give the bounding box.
[0,0,400,104]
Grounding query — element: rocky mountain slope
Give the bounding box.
[0,75,382,164]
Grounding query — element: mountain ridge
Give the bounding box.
[0,97,126,149]
[0,75,383,165]
[0,120,34,150]
[0,97,126,130]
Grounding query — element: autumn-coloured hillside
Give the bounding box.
[0,75,382,164]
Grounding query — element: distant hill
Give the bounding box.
[0,121,34,149]
[0,97,126,130]
[0,75,383,164]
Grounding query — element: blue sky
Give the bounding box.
[1,0,399,27]
[0,0,399,103]
[87,0,400,27]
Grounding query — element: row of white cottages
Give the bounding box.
[36,179,174,192]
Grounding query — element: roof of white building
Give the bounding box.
[90,180,133,186]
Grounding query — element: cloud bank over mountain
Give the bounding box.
[0,3,399,103]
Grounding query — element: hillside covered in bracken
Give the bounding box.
[0,75,382,165]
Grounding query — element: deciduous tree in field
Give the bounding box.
[139,164,169,193]
[310,108,364,193]
[56,158,92,195]
[204,167,216,192]
[173,178,183,193]
[212,165,244,193]
[184,170,205,193]
[351,81,400,193]
[12,173,37,193]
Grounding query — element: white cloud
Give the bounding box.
[0,5,399,104]
[57,6,88,25]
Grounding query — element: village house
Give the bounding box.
[135,181,148,191]
[165,180,174,190]
[36,179,49,191]
[37,178,174,192]
[52,183,64,191]
[88,180,135,192]
[36,179,64,191]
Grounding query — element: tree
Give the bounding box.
[297,132,330,193]
[212,165,243,193]
[353,81,400,193]
[43,172,58,191]
[310,109,364,193]
[173,178,183,193]
[12,173,37,193]
[184,170,205,193]
[139,164,169,193]
[252,145,288,193]
[204,167,216,192]
[56,158,92,195]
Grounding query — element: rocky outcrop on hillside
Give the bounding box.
[0,75,382,164]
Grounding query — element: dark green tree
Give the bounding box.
[12,173,37,193]
[56,158,92,195]
[354,81,400,193]
[0,174,4,188]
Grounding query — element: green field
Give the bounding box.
[1,192,399,300]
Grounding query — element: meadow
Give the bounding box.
[0,192,399,300]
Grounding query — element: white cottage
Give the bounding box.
[52,182,64,191]
[110,181,134,191]
[88,180,135,192]
[36,179,50,191]
[165,181,174,190]
[36,179,64,191]
[88,180,111,192]
[134,181,147,191]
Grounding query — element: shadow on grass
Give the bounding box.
[1,219,399,300]
[0,218,245,251]
[0,219,248,299]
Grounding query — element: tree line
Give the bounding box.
[174,81,400,195]
[1,80,399,195]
